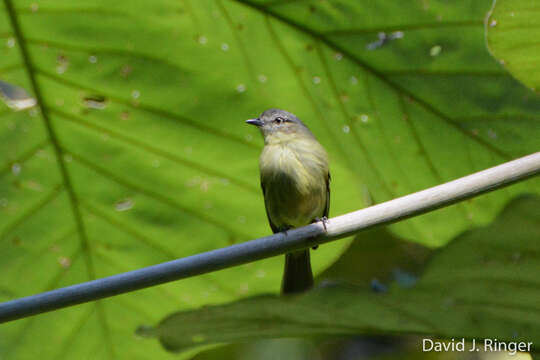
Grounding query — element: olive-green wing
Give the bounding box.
[323,172,331,218]
[260,180,280,234]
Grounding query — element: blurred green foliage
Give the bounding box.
[0,0,539,359]
[146,195,540,354]
[486,0,540,94]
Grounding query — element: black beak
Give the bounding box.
[245,118,263,127]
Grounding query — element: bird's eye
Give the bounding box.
[274,117,285,124]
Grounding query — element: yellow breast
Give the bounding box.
[259,136,328,229]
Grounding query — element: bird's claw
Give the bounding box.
[317,216,328,232]
[312,217,328,250]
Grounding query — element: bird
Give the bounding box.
[246,108,330,294]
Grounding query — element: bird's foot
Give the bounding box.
[317,216,328,232]
[312,217,328,250]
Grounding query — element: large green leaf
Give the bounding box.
[143,195,540,354]
[486,0,540,93]
[186,229,434,360]
[0,0,539,359]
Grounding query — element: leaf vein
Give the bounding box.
[64,149,251,240]
[0,63,23,74]
[384,69,507,77]
[26,38,187,76]
[4,2,115,357]
[0,184,64,242]
[314,40,395,198]
[36,68,258,149]
[263,16,358,177]
[80,200,180,260]
[50,108,259,194]
[216,0,258,82]
[3,232,79,360]
[233,0,513,159]
[323,20,484,36]
[0,138,49,177]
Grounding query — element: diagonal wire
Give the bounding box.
[396,94,472,224]
[0,151,538,322]
[359,72,429,239]
[80,200,240,297]
[92,249,193,306]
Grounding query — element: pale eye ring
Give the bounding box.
[274,117,285,124]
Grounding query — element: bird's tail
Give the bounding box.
[281,249,313,294]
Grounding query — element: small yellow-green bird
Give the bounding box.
[246,109,330,294]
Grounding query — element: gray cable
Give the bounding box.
[1,152,539,323]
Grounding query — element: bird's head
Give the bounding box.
[246,108,313,144]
